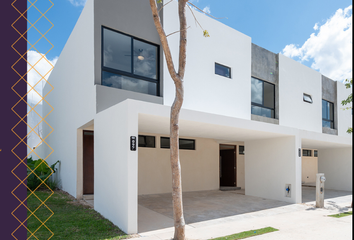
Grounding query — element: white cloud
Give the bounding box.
[68,0,87,7]
[203,6,211,14]
[313,23,319,30]
[282,5,352,81]
[27,50,58,106]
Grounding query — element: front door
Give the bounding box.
[220,145,236,187]
[83,130,94,194]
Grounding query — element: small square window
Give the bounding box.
[138,135,155,148]
[215,63,231,78]
[303,94,313,103]
[314,150,318,157]
[239,146,245,155]
[302,149,312,157]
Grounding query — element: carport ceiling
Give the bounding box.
[138,113,291,142]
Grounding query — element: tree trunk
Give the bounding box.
[149,1,188,239]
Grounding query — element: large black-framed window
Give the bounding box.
[102,26,160,96]
[251,77,275,118]
[160,137,195,150]
[322,99,334,129]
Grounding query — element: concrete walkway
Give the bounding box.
[136,188,352,240]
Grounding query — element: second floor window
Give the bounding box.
[251,77,275,118]
[102,27,159,96]
[322,99,334,129]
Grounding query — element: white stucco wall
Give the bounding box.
[337,81,352,137]
[278,54,322,133]
[318,147,352,191]
[94,102,138,234]
[245,136,301,203]
[163,1,252,119]
[42,0,95,197]
[138,134,219,195]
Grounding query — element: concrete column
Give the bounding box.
[316,173,325,208]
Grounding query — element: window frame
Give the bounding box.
[138,135,156,148]
[251,77,276,118]
[160,137,196,150]
[215,63,231,78]
[101,26,160,96]
[322,99,334,129]
[302,149,312,157]
[303,93,313,103]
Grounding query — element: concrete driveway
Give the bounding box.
[137,187,352,239]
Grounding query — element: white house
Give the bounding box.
[38,0,352,234]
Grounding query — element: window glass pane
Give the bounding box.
[239,146,244,155]
[133,39,157,79]
[329,102,334,121]
[215,63,231,78]
[303,94,312,103]
[322,100,327,119]
[179,139,195,150]
[160,137,170,148]
[314,150,318,157]
[103,28,131,72]
[138,135,155,148]
[322,120,331,128]
[263,82,275,109]
[251,77,263,105]
[251,105,261,116]
[261,107,273,118]
[102,71,157,96]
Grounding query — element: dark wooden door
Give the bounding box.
[220,147,236,187]
[83,130,94,194]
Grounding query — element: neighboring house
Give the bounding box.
[37,0,352,234]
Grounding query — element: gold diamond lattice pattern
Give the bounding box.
[11,0,55,239]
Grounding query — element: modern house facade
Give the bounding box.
[38,0,352,234]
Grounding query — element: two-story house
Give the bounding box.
[37,0,352,234]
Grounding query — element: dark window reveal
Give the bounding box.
[314,150,318,157]
[102,27,159,96]
[160,137,195,150]
[215,63,231,78]
[251,77,275,118]
[322,99,334,129]
[302,149,312,157]
[303,94,313,103]
[239,145,245,155]
[138,135,155,148]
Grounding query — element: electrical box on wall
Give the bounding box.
[285,184,291,198]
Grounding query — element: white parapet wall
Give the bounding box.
[245,136,301,203]
[94,101,138,234]
[318,147,352,191]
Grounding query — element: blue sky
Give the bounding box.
[27,0,352,83]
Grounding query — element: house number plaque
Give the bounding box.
[130,136,137,151]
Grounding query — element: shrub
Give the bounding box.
[27,157,60,191]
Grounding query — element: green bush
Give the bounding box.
[27,157,60,191]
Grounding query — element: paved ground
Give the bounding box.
[135,187,352,240]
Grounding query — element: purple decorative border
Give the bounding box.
[0,0,28,239]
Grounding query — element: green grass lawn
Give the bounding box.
[211,227,278,240]
[27,190,129,240]
[328,211,352,218]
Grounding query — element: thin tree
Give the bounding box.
[149,1,210,239]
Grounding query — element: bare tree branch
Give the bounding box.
[177,0,188,78]
[187,1,226,20]
[158,0,174,13]
[166,26,191,38]
[149,0,179,82]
